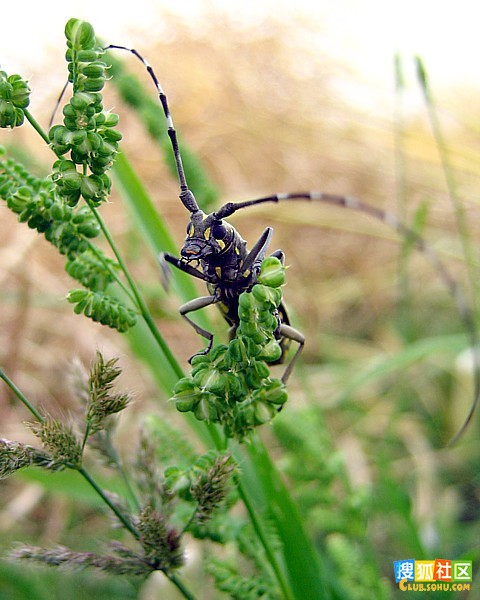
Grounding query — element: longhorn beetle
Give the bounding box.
[105,45,480,434]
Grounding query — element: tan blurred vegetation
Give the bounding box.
[0,10,480,596]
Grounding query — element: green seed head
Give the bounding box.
[257,256,285,287]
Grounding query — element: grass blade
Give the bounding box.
[244,438,353,599]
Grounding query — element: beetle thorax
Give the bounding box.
[180,211,247,273]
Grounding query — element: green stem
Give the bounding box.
[21,109,136,311]
[103,429,141,510]
[86,241,137,305]
[20,79,290,600]
[210,428,294,600]
[86,201,184,379]
[393,53,413,338]
[416,56,477,309]
[0,369,142,538]
[81,423,90,453]
[236,477,294,600]
[1,368,195,597]
[21,108,182,380]
[119,461,141,511]
[78,466,200,600]
[77,466,140,539]
[24,109,50,144]
[0,368,44,422]
[168,573,196,600]
[82,462,195,600]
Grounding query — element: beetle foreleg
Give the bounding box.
[160,252,210,283]
[241,227,273,276]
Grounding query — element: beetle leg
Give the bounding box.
[278,323,305,383]
[269,249,285,264]
[159,252,210,287]
[178,295,219,360]
[241,227,273,276]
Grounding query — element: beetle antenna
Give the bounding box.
[104,44,199,213]
[48,79,70,129]
[215,190,480,443]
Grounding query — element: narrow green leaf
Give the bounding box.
[17,467,128,506]
[112,151,177,256]
[335,333,468,405]
[243,439,353,600]
[112,150,210,330]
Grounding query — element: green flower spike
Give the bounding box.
[172,257,288,440]
[0,71,31,128]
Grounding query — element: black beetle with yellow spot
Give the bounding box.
[160,199,304,384]
[107,43,480,437]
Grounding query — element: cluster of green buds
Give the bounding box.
[0,71,31,128]
[172,257,288,440]
[49,18,121,206]
[0,155,100,257]
[0,152,136,332]
[67,289,137,332]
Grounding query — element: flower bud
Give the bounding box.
[76,50,99,63]
[254,360,270,379]
[83,78,105,93]
[194,395,218,421]
[81,62,106,79]
[257,256,285,287]
[258,339,282,363]
[172,378,199,412]
[252,284,282,308]
[254,401,275,425]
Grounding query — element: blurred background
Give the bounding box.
[1,1,480,598]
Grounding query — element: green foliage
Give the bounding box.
[0,19,139,334]
[0,16,369,598]
[0,71,31,127]
[0,559,141,600]
[273,409,391,597]
[0,151,136,331]
[0,154,100,255]
[1,351,238,584]
[66,289,137,332]
[326,534,391,600]
[0,150,138,332]
[207,559,278,599]
[206,522,282,599]
[65,248,119,291]
[49,19,122,207]
[4,14,479,600]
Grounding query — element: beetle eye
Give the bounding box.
[186,222,194,236]
[212,221,227,239]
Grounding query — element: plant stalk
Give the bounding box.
[0,368,44,422]
[86,201,184,380]
[236,476,294,600]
